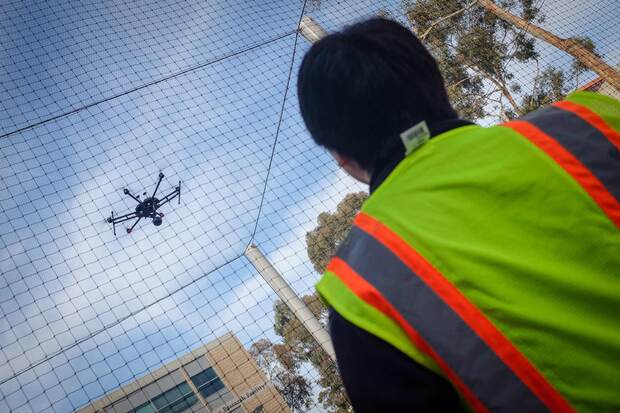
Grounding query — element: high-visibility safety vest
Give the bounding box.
[316,91,620,413]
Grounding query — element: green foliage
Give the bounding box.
[569,36,599,87]
[305,192,368,274]
[403,0,582,119]
[520,67,568,113]
[404,0,488,119]
[269,193,369,412]
[273,296,352,412]
[311,0,601,120]
[520,0,542,22]
[249,338,312,412]
[407,0,542,116]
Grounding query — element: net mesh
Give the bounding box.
[1,0,618,412]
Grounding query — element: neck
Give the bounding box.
[368,118,474,193]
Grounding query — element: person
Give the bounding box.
[297,17,620,413]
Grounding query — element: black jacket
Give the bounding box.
[329,119,472,412]
[329,310,464,412]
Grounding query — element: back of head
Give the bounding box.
[297,17,457,171]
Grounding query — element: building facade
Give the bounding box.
[76,333,291,413]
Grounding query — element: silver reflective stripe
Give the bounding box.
[522,105,620,202]
[337,226,549,413]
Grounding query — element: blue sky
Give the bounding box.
[1,0,618,412]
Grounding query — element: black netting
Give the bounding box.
[1,0,618,412]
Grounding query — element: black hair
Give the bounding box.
[297,17,457,171]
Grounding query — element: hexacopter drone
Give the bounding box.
[107,172,181,235]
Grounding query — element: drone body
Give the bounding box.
[107,172,181,235]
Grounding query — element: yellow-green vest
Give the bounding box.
[317,92,620,413]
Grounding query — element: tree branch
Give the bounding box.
[419,0,479,40]
[455,55,522,115]
[498,96,509,122]
[527,58,541,110]
[448,75,475,90]
[476,0,620,91]
[488,75,522,115]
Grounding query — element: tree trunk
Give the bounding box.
[477,0,620,91]
[492,78,522,115]
[418,0,478,41]
[461,59,524,115]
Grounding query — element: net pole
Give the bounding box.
[244,244,336,362]
[299,16,328,44]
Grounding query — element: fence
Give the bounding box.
[1,0,618,412]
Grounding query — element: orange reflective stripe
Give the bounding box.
[504,120,620,229]
[553,100,620,151]
[335,227,548,412]
[353,212,577,413]
[327,257,490,413]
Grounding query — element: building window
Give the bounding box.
[190,367,225,399]
[129,381,198,413]
[118,367,227,413]
[153,382,198,413]
[129,403,156,413]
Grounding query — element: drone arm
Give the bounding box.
[112,210,138,220]
[124,189,141,203]
[127,217,142,233]
[110,211,139,224]
[151,172,164,198]
[156,188,180,209]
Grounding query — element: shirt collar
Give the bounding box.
[369,118,475,193]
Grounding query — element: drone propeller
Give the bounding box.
[123,188,142,203]
[109,211,116,235]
